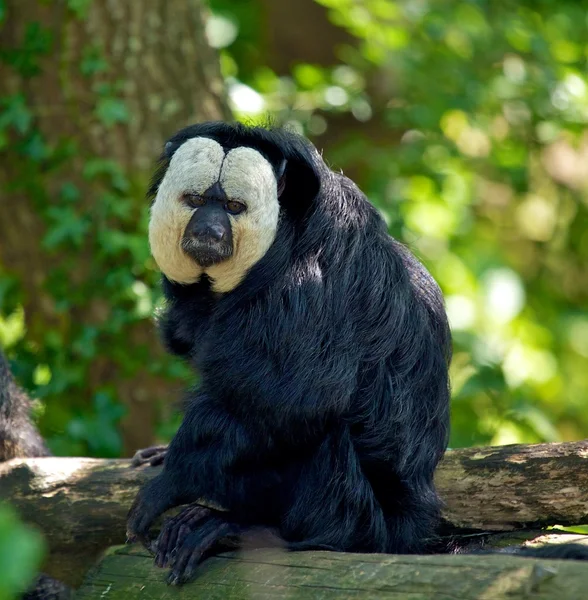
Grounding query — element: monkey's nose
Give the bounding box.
[195,223,225,242]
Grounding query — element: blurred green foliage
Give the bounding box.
[0,503,45,600]
[212,0,588,448]
[1,0,587,459]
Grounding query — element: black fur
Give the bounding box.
[127,122,588,582]
[0,349,49,461]
[127,122,452,567]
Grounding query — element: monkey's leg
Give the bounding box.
[280,430,401,554]
[130,445,168,467]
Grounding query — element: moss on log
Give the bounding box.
[76,543,588,600]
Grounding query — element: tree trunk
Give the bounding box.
[2,441,587,586]
[0,0,230,455]
[76,544,588,600]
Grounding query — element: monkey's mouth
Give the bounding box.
[181,237,233,268]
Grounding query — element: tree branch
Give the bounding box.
[1,440,587,585]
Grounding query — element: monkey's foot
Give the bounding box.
[154,504,214,568]
[130,445,168,467]
[154,505,242,585]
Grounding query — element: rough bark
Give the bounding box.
[0,0,230,455]
[76,544,588,600]
[1,440,587,585]
[437,440,588,530]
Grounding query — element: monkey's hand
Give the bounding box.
[126,475,178,549]
[153,504,242,585]
[130,445,168,467]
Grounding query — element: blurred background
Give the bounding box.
[1,1,588,594]
[1,0,587,460]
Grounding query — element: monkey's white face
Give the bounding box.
[149,137,280,293]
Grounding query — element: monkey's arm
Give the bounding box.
[127,394,249,541]
[158,276,216,359]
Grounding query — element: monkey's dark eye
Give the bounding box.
[183,193,206,208]
[225,201,246,215]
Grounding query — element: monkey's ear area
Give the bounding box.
[276,139,322,219]
[276,159,287,198]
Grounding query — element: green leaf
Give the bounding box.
[3,22,54,76]
[0,504,45,600]
[95,97,129,126]
[82,159,129,191]
[66,0,92,19]
[0,94,32,135]
[42,207,90,250]
[80,46,108,76]
[59,182,81,203]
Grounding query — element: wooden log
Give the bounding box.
[0,456,149,586]
[76,543,588,600]
[1,440,587,584]
[437,440,588,530]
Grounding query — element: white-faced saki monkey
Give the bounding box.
[126,122,588,584]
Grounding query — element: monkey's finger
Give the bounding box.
[157,505,212,567]
[166,542,194,585]
[130,445,168,467]
[177,548,206,584]
[166,525,215,583]
[157,522,189,568]
[164,511,210,566]
[184,505,213,528]
[149,450,167,466]
[155,517,176,566]
[167,521,236,585]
